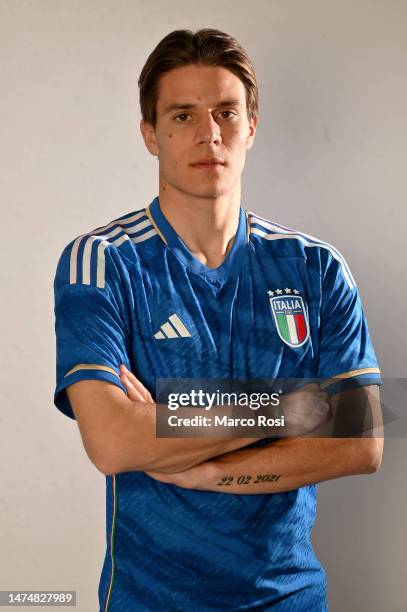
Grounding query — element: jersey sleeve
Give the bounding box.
[53,238,132,420]
[316,248,382,395]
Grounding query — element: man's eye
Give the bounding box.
[174,113,190,122]
[220,110,237,119]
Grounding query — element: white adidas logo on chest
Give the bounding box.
[154,313,192,339]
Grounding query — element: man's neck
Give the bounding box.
[157,185,242,269]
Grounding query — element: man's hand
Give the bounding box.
[118,364,154,403]
[143,464,209,489]
[276,383,332,437]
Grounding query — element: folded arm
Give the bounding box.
[67,365,333,476]
[144,385,384,494]
[66,366,260,475]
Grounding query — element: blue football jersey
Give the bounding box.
[53,196,381,611]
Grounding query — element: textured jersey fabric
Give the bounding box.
[53,195,381,611]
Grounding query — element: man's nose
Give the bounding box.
[194,114,222,145]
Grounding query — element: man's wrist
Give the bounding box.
[190,459,219,490]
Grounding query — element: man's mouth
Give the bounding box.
[190,158,226,169]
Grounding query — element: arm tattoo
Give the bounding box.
[216,474,282,486]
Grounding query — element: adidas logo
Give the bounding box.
[154,313,192,339]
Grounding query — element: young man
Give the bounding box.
[53,29,383,611]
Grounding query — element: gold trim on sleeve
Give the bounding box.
[63,363,120,379]
[320,367,381,389]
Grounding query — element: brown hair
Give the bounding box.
[138,28,259,128]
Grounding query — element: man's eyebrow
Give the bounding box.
[163,99,242,114]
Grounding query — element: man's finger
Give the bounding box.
[120,365,153,402]
[120,372,147,403]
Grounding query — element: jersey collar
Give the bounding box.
[146,195,249,279]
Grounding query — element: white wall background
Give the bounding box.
[0,1,406,610]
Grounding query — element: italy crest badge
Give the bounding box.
[268,288,310,348]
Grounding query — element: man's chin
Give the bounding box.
[184,181,234,199]
[161,175,235,199]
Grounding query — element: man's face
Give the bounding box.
[140,63,257,199]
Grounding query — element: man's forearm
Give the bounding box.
[208,436,382,493]
[107,398,261,474]
[146,436,383,493]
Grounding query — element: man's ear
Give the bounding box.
[140,119,159,157]
[245,115,258,151]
